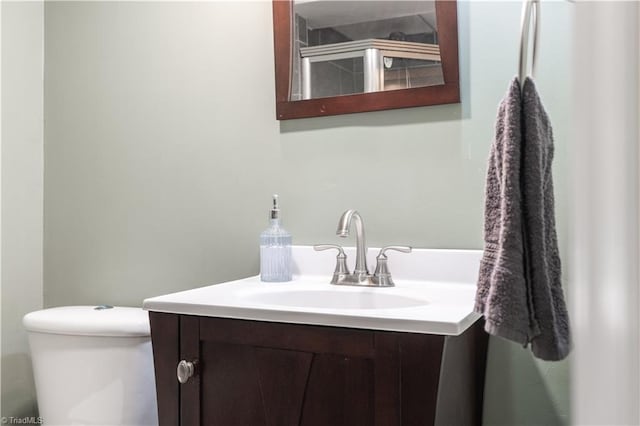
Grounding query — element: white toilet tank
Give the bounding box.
[23,306,159,426]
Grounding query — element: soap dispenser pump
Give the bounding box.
[260,194,292,282]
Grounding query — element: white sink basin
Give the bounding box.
[143,246,482,335]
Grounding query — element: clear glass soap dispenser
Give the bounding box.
[260,194,292,282]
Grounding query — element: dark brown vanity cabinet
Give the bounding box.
[149,313,488,426]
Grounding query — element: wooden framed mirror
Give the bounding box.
[272,0,460,120]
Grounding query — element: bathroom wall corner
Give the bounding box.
[1,0,44,419]
[0,0,3,416]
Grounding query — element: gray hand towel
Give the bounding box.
[475,77,571,361]
[521,78,570,360]
[475,79,533,345]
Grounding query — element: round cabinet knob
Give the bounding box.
[177,360,196,384]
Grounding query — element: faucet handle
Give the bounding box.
[378,246,412,257]
[373,246,412,287]
[313,244,350,284]
[314,244,344,253]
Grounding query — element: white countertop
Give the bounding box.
[143,276,480,335]
[143,246,483,336]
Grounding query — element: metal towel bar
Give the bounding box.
[519,0,540,90]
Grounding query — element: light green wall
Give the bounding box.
[1,0,44,418]
[43,1,571,425]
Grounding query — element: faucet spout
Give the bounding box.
[336,209,369,278]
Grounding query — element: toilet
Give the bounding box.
[23,306,158,426]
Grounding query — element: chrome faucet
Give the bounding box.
[314,210,412,287]
[336,209,369,283]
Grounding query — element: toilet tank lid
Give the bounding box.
[23,306,150,337]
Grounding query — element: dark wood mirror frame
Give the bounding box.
[272,0,460,120]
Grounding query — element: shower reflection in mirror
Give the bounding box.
[291,0,443,100]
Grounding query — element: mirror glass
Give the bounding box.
[291,0,442,101]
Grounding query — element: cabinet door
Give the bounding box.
[195,317,377,426]
[149,312,180,426]
[150,314,474,426]
[180,316,200,426]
